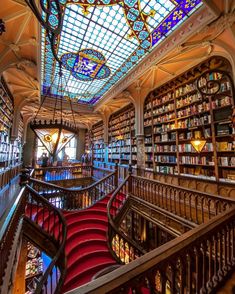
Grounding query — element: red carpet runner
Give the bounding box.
[62,196,117,292]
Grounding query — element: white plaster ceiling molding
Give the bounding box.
[0,0,39,104]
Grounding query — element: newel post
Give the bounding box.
[19,167,30,186]
[114,163,118,187]
[128,164,133,194]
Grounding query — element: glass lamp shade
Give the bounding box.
[190,139,207,153]
[30,121,78,159]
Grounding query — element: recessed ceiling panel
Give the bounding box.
[41,0,203,104]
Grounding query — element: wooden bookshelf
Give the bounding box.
[108,103,136,165]
[144,56,235,183]
[91,121,105,162]
[0,78,14,171]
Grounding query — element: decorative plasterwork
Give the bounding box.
[94,5,217,110]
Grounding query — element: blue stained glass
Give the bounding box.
[41,0,203,104]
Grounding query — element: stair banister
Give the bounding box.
[29,170,117,210]
[65,206,235,294]
[24,185,67,294]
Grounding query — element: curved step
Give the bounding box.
[66,221,107,239]
[67,249,111,268]
[64,210,107,223]
[65,229,107,253]
[67,239,108,261]
[63,259,116,291]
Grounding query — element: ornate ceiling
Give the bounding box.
[1,0,235,130]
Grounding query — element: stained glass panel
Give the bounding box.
[41,0,203,104]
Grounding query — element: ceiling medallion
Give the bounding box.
[61,49,111,81]
[0,19,6,36]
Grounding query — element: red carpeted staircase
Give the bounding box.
[62,196,118,292]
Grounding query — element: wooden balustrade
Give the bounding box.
[93,161,129,182]
[75,207,235,294]
[131,175,235,224]
[0,163,22,190]
[33,164,93,181]
[0,186,26,290]
[107,173,145,266]
[30,170,118,210]
[24,185,67,294]
[0,168,67,294]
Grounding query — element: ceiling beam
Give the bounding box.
[0,47,11,64]
[12,0,27,7]
[3,9,28,22]
[158,65,175,76]
[14,13,32,44]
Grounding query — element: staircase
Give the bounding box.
[62,196,118,292]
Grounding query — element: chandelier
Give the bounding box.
[30,66,79,160]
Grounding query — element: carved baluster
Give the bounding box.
[218,231,223,281]
[212,234,219,286]
[178,191,182,217]
[208,199,211,219]
[168,188,172,213]
[201,197,205,223]
[178,257,185,294]
[173,189,177,215]
[186,253,192,293]
[183,192,187,220]
[222,228,228,275]
[195,195,198,224]
[231,221,235,266]
[169,263,176,294]
[206,238,213,292]
[161,185,164,209]
[200,242,207,293]
[194,246,200,293]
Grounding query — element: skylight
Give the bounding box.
[41,0,203,104]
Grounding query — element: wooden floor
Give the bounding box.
[0,176,21,221]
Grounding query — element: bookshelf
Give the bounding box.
[108,103,136,165]
[144,56,235,183]
[25,242,43,293]
[0,78,14,171]
[91,121,105,162]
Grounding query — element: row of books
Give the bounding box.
[180,156,214,165]
[175,83,197,97]
[219,157,235,166]
[176,93,201,108]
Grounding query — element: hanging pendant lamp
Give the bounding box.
[190,138,207,153]
[30,66,79,161]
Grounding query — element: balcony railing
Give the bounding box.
[24,185,67,294]
[131,175,235,224]
[70,172,235,294]
[72,206,235,294]
[30,170,118,210]
[0,174,67,294]
[33,164,93,182]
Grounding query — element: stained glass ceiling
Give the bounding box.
[41,0,203,105]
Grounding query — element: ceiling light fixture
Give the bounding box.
[30,65,79,161]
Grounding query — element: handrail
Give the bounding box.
[0,169,34,290]
[131,175,235,224]
[31,170,116,193]
[107,174,145,264]
[132,175,235,203]
[33,164,93,181]
[66,206,235,294]
[24,185,67,294]
[30,170,118,210]
[34,164,92,172]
